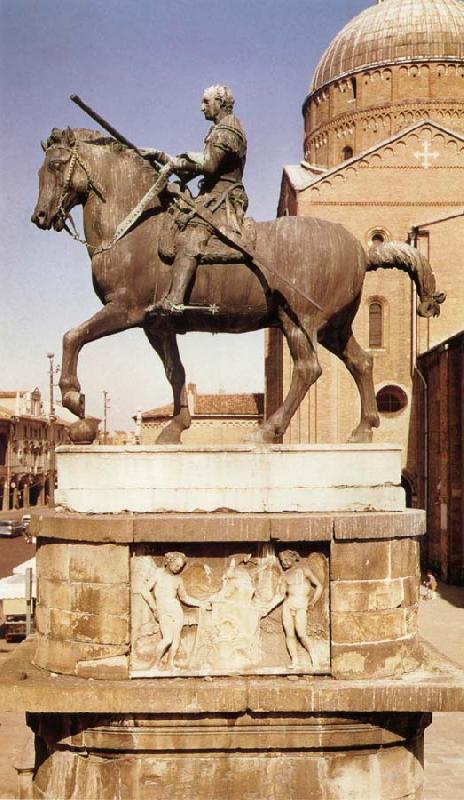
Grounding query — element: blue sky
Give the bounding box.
[1,0,368,428]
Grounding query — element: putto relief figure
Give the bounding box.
[274,550,323,669]
[148,552,210,670]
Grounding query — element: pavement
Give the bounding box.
[419,583,464,799]
[0,582,462,799]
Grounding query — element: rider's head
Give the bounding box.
[202,85,235,121]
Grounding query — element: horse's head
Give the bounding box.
[31,127,92,231]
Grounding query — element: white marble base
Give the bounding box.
[55,444,405,514]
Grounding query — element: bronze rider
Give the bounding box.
[144,84,247,314]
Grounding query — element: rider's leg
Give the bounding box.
[165,252,199,307]
[153,226,208,312]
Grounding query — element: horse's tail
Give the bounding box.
[366,240,446,318]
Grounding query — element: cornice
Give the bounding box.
[303,57,464,114]
[305,100,464,144]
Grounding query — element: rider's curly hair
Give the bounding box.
[205,84,235,113]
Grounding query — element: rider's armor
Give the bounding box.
[158,114,248,310]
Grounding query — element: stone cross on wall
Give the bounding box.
[414,140,439,169]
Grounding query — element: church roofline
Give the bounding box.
[284,119,464,193]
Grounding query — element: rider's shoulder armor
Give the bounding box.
[205,115,247,158]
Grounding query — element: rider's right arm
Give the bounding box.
[140,148,171,165]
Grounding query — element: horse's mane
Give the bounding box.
[47,127,153,171]
[73,128,125,149]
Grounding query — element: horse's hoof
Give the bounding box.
[347,426,373,444]
[250,426,279,444]
[156,423,183,444]
[69,416,100,445]
[63,390,86,418]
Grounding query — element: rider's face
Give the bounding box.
[201,91,221,122]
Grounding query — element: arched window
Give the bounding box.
[376,385,408,414]
[350,77,357,100]
[369,301,383,348]
[342,145,353,160]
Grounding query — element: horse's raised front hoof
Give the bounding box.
[62,390,86,418]
[69,416,101,445]
[156,422,184,444]
[347,425,374,444]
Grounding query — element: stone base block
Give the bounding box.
[28,711,429,800]
[55,444,405,513]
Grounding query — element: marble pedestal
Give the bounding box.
[2,445,463,799]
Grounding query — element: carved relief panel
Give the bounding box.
[130,543,330,677]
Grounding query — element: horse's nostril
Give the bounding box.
[32,209,48,227]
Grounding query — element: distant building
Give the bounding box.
[0,389,70,509]
[139,384,264,445]
[97,430,136,445]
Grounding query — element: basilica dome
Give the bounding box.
[310,0,464,95]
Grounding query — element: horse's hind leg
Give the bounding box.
[326,326,380,443]
[60,302,138,417]
[255,311,321,443]
[144,327,191,444]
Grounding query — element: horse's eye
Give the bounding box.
[48,160,63,172]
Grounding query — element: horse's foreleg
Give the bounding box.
[255,311,321,443]
[60,303,137,418]
[144,327,191,444]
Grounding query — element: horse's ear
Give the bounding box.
[41,140,47,152]
[65,126,76,146]
[48,128,63,147]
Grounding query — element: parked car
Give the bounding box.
[0,519,24,537]
[4,608,28,641]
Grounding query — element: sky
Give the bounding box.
[0,0,369,429]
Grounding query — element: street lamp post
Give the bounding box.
[103,391,110,444]
[47,353,56,506]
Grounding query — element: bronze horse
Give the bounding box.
[31,127,444,444]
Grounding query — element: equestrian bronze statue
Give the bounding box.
[31,91,445,445]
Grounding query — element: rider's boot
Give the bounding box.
[148,254,198,315]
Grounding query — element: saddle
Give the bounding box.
[159,212,257,265]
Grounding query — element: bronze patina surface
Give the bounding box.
[31,89,444,445]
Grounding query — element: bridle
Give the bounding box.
[50,138,168,257]
[52,141,106,247]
